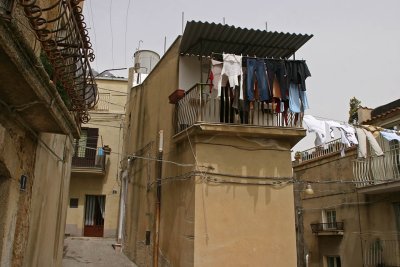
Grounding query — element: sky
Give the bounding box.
[83,0,400,151]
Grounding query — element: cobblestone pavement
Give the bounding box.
[63,237,137,267]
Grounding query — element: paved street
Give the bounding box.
[63,237,137,267]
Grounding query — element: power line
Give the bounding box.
[124,0,132,67]
[88,0,99,71]
[109,0,115,68]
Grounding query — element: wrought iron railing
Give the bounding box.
[310,222,344,234]
[94,93,110,111]
[72,147,105,171]
[299,138,348,162]
[364,239,400,267]
[18,0,97,123]
[175,83,303,133]
[353,147,400,187]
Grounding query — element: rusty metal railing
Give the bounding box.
[18,0,97,123]
[72,147,105,171]
[175,83,303,133]
[310,222,344,234]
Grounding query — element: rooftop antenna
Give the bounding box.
[265,21,268,31]
[164,36,166,54]
[223,17,225,25]
[136,40,143,51]
[181,12,184,34]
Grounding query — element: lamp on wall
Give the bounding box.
[304,183,314,195]
[20,175,27,191]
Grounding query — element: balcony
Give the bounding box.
[310,222,344,235]
[174,83,303,134]
[353,147,400,193]
[363,239,400,267]
[72,147,106,175]
[299,138,356,162]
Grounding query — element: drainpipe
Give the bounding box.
[117,169,128,243]
[153,130,163,267]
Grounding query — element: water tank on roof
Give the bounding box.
[133,50,160,74]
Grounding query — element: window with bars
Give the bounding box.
[326,256,341,267]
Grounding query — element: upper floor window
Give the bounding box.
[323,209,337,229]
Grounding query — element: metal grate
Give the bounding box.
[175,83,303,133]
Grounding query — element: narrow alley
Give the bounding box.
[63,237,137,267]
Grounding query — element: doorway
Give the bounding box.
[84,195,105,237]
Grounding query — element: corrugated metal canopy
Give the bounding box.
[180,21,313,58]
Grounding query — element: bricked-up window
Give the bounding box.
[70,198,79,208]
[0,0,15,19]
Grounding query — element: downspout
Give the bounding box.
[117,169,129,243]
[153,130,164,267]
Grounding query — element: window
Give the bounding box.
[70,198,79,208]
[323,209,337,229]
[75,129,88,157]
[326,256,341,267]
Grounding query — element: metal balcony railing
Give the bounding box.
[310,222,344,234]
[364,239,400,267]
[175,83,303,133]
[72,147,106,172]
[299,138,350,162]
[353,147,400,188]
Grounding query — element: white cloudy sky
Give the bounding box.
[84,0,400,151]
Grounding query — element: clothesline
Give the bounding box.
[302,114,400,159]
[210,52,306,62]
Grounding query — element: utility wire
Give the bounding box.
[88,0,99,71]
[109,0,115,68]
[124,0,132,67]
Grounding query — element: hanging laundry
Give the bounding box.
[211,59,228,96]
[289,83,310,113]
[285,60,311,91]
[325,120,342,138]
[355,128,383,158]
[221,53,243,99]
[265,59,288,100]
[380,131,400,142]
[246,58,269,101]
[303,115,326,146]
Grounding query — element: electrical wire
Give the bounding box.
[124,0,132,67]
[97,87,128,94]
[88,0,99,72]
[109,0,115,68]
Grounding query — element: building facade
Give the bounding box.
[0,0,96,266]
[121,21,313,266]
[293,99,400,267]
[65,76,128,238]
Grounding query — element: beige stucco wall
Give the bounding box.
[24,133,73,267]
[65,77,128,238]
[294,147,400,267]
[122,35,306,267]
[191,134,298,266]
[123,37,180,266]
[0,113,73,267]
